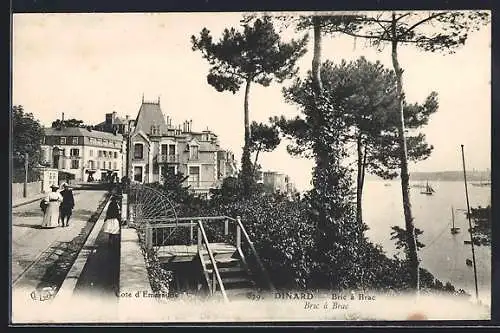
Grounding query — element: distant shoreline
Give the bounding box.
[366,170,491,182]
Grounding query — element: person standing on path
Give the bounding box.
[59,183,75,227]
[103,195,121,248]
[41,184,62,229]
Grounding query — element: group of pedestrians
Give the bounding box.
[40,182,75,229]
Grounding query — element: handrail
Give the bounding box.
[235,216,275,292]
[197,220,229,302]
[140,216,229,224]
[198,251,213,295]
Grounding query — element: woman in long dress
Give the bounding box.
[41,184,63,228]
[103,195,121,247]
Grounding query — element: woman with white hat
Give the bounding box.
[41,184,63,228]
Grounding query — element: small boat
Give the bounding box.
[466,259,473,267]
[464,240,472,245]
[384,183,391,187]
[420,181,435,195]
[450,206,460,234]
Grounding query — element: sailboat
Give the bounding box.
[420,181,435,195]
[450,206,460,234]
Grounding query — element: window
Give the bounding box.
[161,144,168,156]
[167,166,176,175]
[103,151,108,158]
[114,152,118,159]
[72,137,79,144]
[98,150,103,158]
[134,166,143,182]
[60,137,66,144]
[168,144,176,155]
[188,166,200,187]
[108,162,112,169]
[134,143,144,159]
[71,160,79,169]
[113,162,117,170]
[151,125,159,135]
[109,151,113,158]
[88,160,94,169]
[89,149,93,157]
[190,145,199,160]
[70,148,80,157]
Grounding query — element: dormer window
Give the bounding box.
[151,125,160,135]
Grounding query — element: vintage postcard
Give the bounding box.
[10,10,492,324]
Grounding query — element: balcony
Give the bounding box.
[158,154,180,163]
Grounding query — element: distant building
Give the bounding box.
[127,97,237,196]
[94,111,135,179]
[258,170,296,195]
[94,111,131,135]
[40,126,124,182]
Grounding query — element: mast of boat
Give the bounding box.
[461,144,479,301]
[451,206,455,229]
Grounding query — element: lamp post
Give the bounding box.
[23,152,29,198]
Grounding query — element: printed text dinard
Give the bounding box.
[117,291,376,301]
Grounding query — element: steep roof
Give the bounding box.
[133,101,168,135]
[44,127,123,140]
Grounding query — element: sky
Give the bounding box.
[12,12,491,191]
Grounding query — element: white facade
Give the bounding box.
[41,127,124,182]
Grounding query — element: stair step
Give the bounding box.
[206,266,245,274]
[204,257,240,266]
[223,288,255,298]
[222,276,251,284]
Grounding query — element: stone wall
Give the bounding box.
[12,181,42,200]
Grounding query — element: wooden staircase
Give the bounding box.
[200,244,256,300]
[144,215,275,302]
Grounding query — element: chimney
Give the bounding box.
[62,112,65,122]
[112,111,117,122]
[158,96,160,104]
[142,93,144,103]
[189,120,193,132]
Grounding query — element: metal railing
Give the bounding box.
[158,154,180,163]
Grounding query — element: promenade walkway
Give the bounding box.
[11,189,109,322]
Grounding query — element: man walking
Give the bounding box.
[59,183,75,227]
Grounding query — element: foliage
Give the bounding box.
[277,58,437,179]
[390,226,425,258]
[326,11,489,291]
[248,121,281,170]
[137,229,174,296]
[51,118,87,128]
[468,205,491,246]
[191,16,308,196]
[12,105,44,182]
[191,17,309,93]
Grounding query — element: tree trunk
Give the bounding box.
[241,78,253,196]
[391,12,419,292]
[311,16,323,95]
[356,133,364,225]
[252,148,261,174]
[244,78,251,146]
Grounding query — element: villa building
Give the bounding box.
[40,126,124,182]
[127,97,237,196]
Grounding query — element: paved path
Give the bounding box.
[11,190,108,295]
[72,223,120,301]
